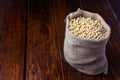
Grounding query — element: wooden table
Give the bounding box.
[0,0,120,80]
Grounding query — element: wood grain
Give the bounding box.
[0,0,26,80]
[26,0,63,80]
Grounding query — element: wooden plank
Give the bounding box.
[79,0,120,80]
[0,0,26,80]
[26,0,63,80]
[52,0,103,80]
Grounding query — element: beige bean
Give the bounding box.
[69,16,106,40]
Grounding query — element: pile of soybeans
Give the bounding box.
[69,16,107,40]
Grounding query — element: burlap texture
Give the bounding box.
[64,8,111,75]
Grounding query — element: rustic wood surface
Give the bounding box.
[26,0,63,80]
[0,0,120,80]
[0,0,26,80]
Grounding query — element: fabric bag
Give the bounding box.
[64,8,111,75]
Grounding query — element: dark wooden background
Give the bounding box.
[0,0,120,80]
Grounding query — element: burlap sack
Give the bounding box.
[64,8,111,75]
